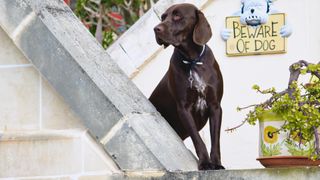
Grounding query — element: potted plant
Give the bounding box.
[227,60,320,167]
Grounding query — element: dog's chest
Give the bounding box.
[189,70,207,113]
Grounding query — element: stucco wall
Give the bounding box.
[110,0,320,169]
[0,26,120,179]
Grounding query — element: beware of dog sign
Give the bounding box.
[226,13,286,56]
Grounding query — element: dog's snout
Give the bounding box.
[154,25,164,33]
[251,9,255,13]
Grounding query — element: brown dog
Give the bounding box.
[149,3,224,170]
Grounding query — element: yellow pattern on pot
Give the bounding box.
[264,126,278,144]
[290,131,307,145]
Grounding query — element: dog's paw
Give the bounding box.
[198,160,223,170]
[213,164,225,170]
[199,161,225,171]
[198,161,215,171]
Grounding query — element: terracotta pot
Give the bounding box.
[257,156,320,168]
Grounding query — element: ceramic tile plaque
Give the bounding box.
[226,13,286,56]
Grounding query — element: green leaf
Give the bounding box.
[300,68,308,75]
[252,84,260,91]
[261,141,282,156]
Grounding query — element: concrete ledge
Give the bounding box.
[5,167,320,179]
[121,167,320,180]
[0,0,198,171]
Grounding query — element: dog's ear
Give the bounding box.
[193,10,212,45]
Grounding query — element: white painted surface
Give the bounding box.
[109,0,320,169]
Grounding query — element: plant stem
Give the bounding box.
[95,3,104,44]
[225,120,247,132]
[228,60,319,132]
[313,126,320,156]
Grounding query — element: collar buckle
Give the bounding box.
[181,45,206,66]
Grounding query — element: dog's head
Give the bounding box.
[154,3,212,48]
[240,0,272,26]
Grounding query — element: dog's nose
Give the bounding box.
[154,25,164,33]
[251,9,255,13]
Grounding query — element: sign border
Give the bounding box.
[225,13,287,57]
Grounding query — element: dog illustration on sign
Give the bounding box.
[221,0,292,41]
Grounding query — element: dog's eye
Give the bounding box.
[161,14,167,21]
[173,14,182,21]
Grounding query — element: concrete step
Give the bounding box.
[0,130,120,178]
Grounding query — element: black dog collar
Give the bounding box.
[179,45,206,87]
[181,45,206,67]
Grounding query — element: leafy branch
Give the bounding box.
[226,60,320,158]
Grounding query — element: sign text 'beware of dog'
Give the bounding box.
[226,13,286,56]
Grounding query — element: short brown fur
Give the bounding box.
[150,3,224,170]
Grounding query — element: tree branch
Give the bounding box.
[83,5,99,17]
[314,127,320,157]
[227,60,319,132]
[225,120,247,132]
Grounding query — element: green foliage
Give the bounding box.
[75,0,87,18]
[285,140,315,157]
[252,84,260,91]
[261,141,282,156]
[73,0,157,48]
[102,30,115,49]
[238,62,320,159]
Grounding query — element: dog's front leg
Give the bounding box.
[209,103,225,170]
[176,103,213,170]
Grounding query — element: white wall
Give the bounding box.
[130,0,320,169]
